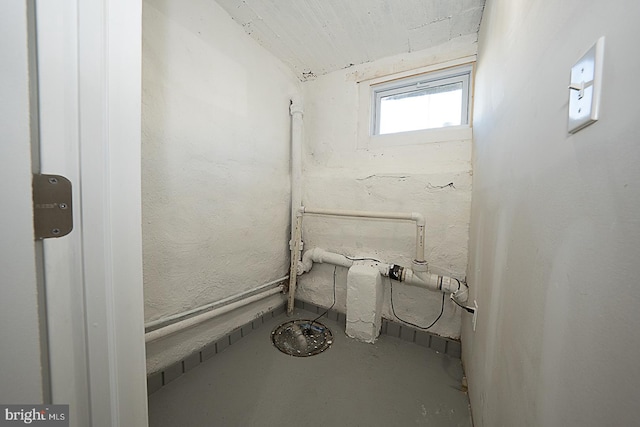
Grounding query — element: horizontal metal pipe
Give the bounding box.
[144,286,285,343]
[144,276,288,331]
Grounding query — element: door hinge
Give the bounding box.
[32,174,73,240]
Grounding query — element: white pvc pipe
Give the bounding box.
[302,207,425,226]
[289,100,304,252]
[402,270,459,294]
[287,99,304,315]
[287,214,303,315]
[379,266,469,304]
[301,207,426,262]
[298,247,354,274]
[297,247,470,304]
[144,276,288,330]
[145,286,284,343]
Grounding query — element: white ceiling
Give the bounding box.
[216,0,485,80]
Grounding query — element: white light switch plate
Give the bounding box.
[568,37,605,133]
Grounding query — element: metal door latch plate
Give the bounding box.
[32,174,73,239]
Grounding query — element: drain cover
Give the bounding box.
[271,319,333,357]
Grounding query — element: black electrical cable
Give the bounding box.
[448,277,475,313]
[307,255,379,330]
[309,266,337,328]
[389,277,445,330]
[450,294,475,314]
[344,255,382,263]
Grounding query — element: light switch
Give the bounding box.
[568,37,605,133]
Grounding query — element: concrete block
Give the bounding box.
[272,304,285,317]
[415,330,432,348]
[251,319,262,330]
[147,371,163,395]
[163,362,183,385]
[386,322,401,338]
[345,265,383,343]
[447,340,462,359]
[400,326,415,342]
[229,329,242,345]
[201,342,217,361]
[241,324,252,338]
[380,319,389,335]
[337,312,347,325]
[183,352,201,373]
[216,336,230,354]
[430,335,447,353]
[305,301,320,313]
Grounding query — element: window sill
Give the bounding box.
[359,125,472,150]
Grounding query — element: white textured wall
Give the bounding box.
[142,0,299,371]
[297,37,478,339]
[465,0,640,425]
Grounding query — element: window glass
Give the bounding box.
[379,82,463,134]
[372,65,471,136]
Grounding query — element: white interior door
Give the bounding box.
[1,1,147,423]
[34,0,148,426]
[36,2,90,424]
[0,0,48,406]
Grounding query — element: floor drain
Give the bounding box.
[271,319,333,357]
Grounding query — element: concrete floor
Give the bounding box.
[148,308,472,427]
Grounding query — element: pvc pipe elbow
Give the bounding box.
[290,99,304,116]
[452,283,469,304]
[411,212,426,227]
[297,248,316,275]
[297,248,354,276]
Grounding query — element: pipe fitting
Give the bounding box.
[411,212,426,227]
[289,99,304,117]
[411,259,428,273]
[388,263,467,302]
[297,248,354,275]
[388,264,405,281]
[452,284,469,304]
[298,247,469,303]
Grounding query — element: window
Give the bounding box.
[371,65,472,136]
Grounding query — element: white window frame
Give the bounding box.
[356,56,475,150]
[371,64,472,136]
